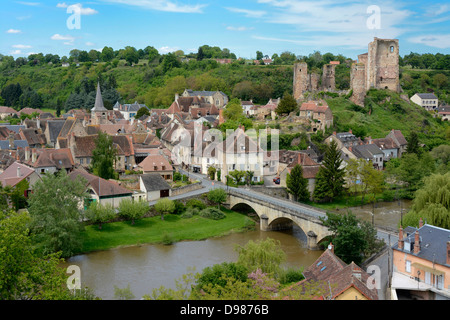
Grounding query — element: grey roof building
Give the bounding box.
[91,82,108,112]
[0,140,29,150]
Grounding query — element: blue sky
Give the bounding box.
[2,0,450,60]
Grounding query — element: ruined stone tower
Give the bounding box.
[293,62,309,100]
[322,64,336,92]
[350,37,400,106]
[367,38,400,92]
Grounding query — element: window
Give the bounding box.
[80,158,84,165]
[405,260,411,273]
[390,46,394,53]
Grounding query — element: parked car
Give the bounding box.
[273,177,280,185]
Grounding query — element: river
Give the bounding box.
[64,200,412,300]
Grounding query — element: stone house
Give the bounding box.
[367,137,399,161]
[291,244,378,300]
[69,169,132,209]
[181,89,229,108]
[351,143,385,170]
[437,106,450,121]
[0,161,41,189]
[19,147,75,175]
[113,101,149,121]
[386,129,408,157]
[139,174,171,201]
[391,220,450,300]
[0,106,18,119]
[411,93,439,111]
[137,154,173,181]
[299,101,334,132]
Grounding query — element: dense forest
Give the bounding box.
[0,45,449,114]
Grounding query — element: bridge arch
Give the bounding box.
[227,193,332,250]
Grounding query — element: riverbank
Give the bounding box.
[79,208,256,254]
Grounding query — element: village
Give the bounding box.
[0,37,449,302]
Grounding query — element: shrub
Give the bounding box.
[186,198,206,210]
[278,267,304,284]
[173,200,186,215]
[199,207,226,220]
[162,232,175,245]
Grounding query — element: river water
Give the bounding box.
[64,200,412,300]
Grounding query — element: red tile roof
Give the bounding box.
[137,154,173,172]
[69,169,132,197]
[0,161,36,187]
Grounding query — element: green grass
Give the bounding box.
[79,208,256,254]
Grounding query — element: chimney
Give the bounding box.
[175,93,179,102]
[419,218,423,228]
[327,242,334,253]
[9,132,14,149]
[37,118,40,129]
[17,166,21,178]
[31,148,37,163]
[333,131,337,136]
[447,242,450,266]
[25,147,30,161]
[368,136,372,144]
[414,230,420,254]
[398,227,404,250]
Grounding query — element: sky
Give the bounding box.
[1,0,450,60]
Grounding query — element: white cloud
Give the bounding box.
[408,34,450,49]
[51,34,76,45]
[101,0,206,13]
[226,26,254,31]
[16,1,40,6]
[6,29,22,34]
[247,0,413,50]
[225,7,266,18]
[10,50,22,55]
[85,42,95,46]
[57,3,98,15]
[12,44,32,49]
[159,46,179,54]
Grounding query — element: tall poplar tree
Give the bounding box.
[313,140,345,202]
[286,164,310,202]
[91,131,118,180]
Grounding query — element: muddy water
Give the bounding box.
[336,200,412,229]
[64,225,323,300]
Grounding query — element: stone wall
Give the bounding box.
[170,182,204,197]
[350,64,367,106]
[293,62,309,100]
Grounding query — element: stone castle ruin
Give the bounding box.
[293,62,337,100]
[293,37,400,106]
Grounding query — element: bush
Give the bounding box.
[278,267,304,285]
[162,232,175,245]
[181,207,199,219]
[186,199,206,210]
[173,172,182,181]
[199,207,226,220]
[173,200,186,215]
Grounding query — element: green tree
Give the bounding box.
[91,131,118,180]
[229,170,246,185]
[207,166,216,180]
[286,164,310,202]
[320,212,373,265]
[402,172,450,229]
[27,170,88,258]
[313,140,345,202]
[0,211,97,300]
[406,131,421,156]
[162,52,181,73]
[223,98,243,121]
[195,262,248,295]
[245,171,254,186]
[154,198,175,220]
[123,46,139,66]
[85,202,116,230]
[135,107,150,119]
[359,160,385,206]
[275,92,298,115]
[207,188,227,209]
[114,284,135,300]
[235,238,286,278]
[433,73,448,89]
[118,199,149,225]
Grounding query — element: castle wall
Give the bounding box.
[350,64,366,107]
[367,38,400,92]
[293,62,309,100]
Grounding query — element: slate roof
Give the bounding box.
[0,140,29,150]
[184,89,228,99]
[371,137,398,150]
[140,174,170,192]
[72,135,97,157]
[387,130,407,146]
[220,128,260,154]
[46,120,66,144]
[0,125,25,134]
[0,107,17,114]
[19,128,46,146]
[392,224,450,267]
[352,144,384,159]
[69,169,132,197]
[416,93,438,100]
[91,83,108,112]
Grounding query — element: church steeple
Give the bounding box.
[91,82,107,112]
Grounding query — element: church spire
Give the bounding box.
[91,82,107,112]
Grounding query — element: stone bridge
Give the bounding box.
[226,189,333,250]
